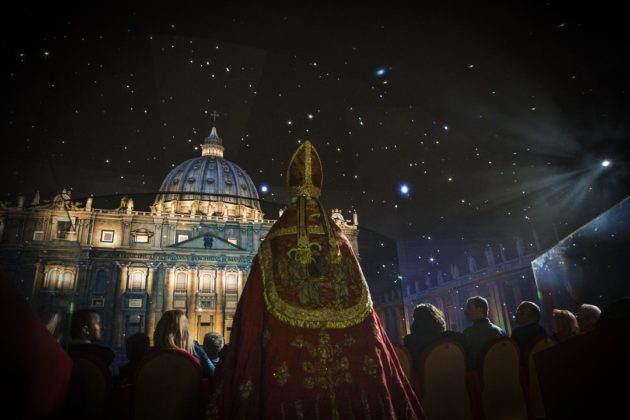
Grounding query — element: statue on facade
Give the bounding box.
[31,190,40,206]
[450,263,460,279]
[118,195,128,211]
[16,193,25,209]
[515,236,525,259]
[533,230,541,252]
[485,245,495,267]
[424,271,432,289]
[467,254,477,273]
[126,197,134,214]
[52,188,73,210]
[437,270,445,285]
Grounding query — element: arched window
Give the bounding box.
[61,271,75,289]
[94,270,108,294]
[200,272,215,292]
[175,272,187,292]
[44,268,59,289]
[130,271,145,290]
[225,272,238,292]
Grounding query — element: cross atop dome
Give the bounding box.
[202,126,225,158]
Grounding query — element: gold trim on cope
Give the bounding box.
[261,240,372,329]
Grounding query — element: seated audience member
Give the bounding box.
[203,332,225,367]
[68,309,115,368]
[597,297,630,328]
[193,339,215,377]
[463,296,506,366]
[576,303,601,333]
[153,310,215,376]
[404,303,466,366]
[511,301,547,353]
[118,332,150,383]
[550,309,579,344]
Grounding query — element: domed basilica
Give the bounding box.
[0,127,358,346]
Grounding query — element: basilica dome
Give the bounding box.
[154,127,262,218]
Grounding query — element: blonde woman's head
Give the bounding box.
[552,309,579,341]
[153,310,193,353]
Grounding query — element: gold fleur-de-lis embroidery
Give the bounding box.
[363,356,378,378]
[239,378,253,401]
[290,329,355,406]
[273,362,290,386]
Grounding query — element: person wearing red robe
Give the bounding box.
[207,141,424,419]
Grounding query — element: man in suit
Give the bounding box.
[463,296,505,366]
[511,301,547,357]
[67,309,115,368]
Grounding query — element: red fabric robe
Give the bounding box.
[208,249,424,419]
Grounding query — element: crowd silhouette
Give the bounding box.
[3,265,630,420]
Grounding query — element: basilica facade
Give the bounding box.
[0,127,359,347]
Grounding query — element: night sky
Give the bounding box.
[3,3,629,275]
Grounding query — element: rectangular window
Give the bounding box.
[228,237,238,245]
[128,298,143,308]
[92,298,105,307]
[57,221,73,239]
[134,233,149,243]
[100,230,115,243]
[33,231,44,241]
[176,233,190,243]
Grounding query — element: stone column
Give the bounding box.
[215,268,225,336]
[237,269,244,298]
[240,228,248,250]
[187,265,198,340]
[77,262,91,308]
[122,219,132,247]
[31,260,45,299]
[113,263,128,347]
[154,264,164,323]
[164,265,175,311]
[146,265,157,342]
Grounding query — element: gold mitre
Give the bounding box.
[287,141,322,198]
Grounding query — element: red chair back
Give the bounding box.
[478,338,528,420]
[68,351,113,420]
[392,342,414,381]
[417,339,473,420]
[0,272,73,419]
[133,348,203,420]
[524,336,550,419]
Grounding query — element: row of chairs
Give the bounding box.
[393,337,549,420]
[68,348,210,420]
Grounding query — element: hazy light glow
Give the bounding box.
[399,183,410,196]
[259,184,269,193]
[376,68,386,76]
[601,160,611,167]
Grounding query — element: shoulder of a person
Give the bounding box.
[442,330,466,342]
